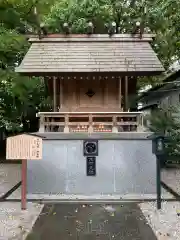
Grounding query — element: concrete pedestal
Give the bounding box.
[27,132,156,198]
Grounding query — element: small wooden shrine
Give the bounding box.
[16,33,164,133]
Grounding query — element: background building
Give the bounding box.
[138,69,180,113]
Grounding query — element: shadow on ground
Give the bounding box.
[26,203,157,240]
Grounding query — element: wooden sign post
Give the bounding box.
[6,134,42,210]
[21,159,27,210]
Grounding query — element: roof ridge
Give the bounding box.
[27,34,155,43]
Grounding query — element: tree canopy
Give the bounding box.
[0,0,53,133]
[0,0,180,132]
[44,0,180,69]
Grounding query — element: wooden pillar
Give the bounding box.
[39,115,45,133]
[124,76,128,111]
[60,78,63,109]
[119,77,122,110]
[112,115,118,133]
[105,77,108,106]
[72,78,76,110]
[76,79,80,107]
[64,114,69,133]
[137,114,144,132]
[53,77,57,111]
[102,78,107,107]
[88,114,93,133]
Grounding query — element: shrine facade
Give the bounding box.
[16,34,164,133]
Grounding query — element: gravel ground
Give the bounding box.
[161,168,180,194]
[0,164,21,198]
[139,201,180,240]
[0,202,44,240]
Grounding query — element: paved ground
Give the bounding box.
[26,203,157,240]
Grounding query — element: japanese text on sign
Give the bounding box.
[6,134,42,160]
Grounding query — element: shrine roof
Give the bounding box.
[138,69,180,102]
[15,34,164,76]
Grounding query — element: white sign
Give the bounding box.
[6,134,42,160]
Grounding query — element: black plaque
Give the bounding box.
[83,140,98,156]
[86,157,96,176]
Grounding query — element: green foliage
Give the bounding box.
[0,0,57,32]
[0,69,50,132]
[44,0,180,71]
[147,105,180,160]
[45,0,115,33]
[0,0,55,133]
[0,28,29,68]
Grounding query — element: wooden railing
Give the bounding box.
[37,112,144,133]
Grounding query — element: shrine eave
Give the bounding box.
[15,34,165,76]
[16,71,163,77]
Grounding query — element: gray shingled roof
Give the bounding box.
[16,34,164,75]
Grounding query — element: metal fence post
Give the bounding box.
[151,134,164,210]
[156,155,161,209]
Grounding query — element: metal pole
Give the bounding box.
[156,156,161,209]
[21,159,27,210]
